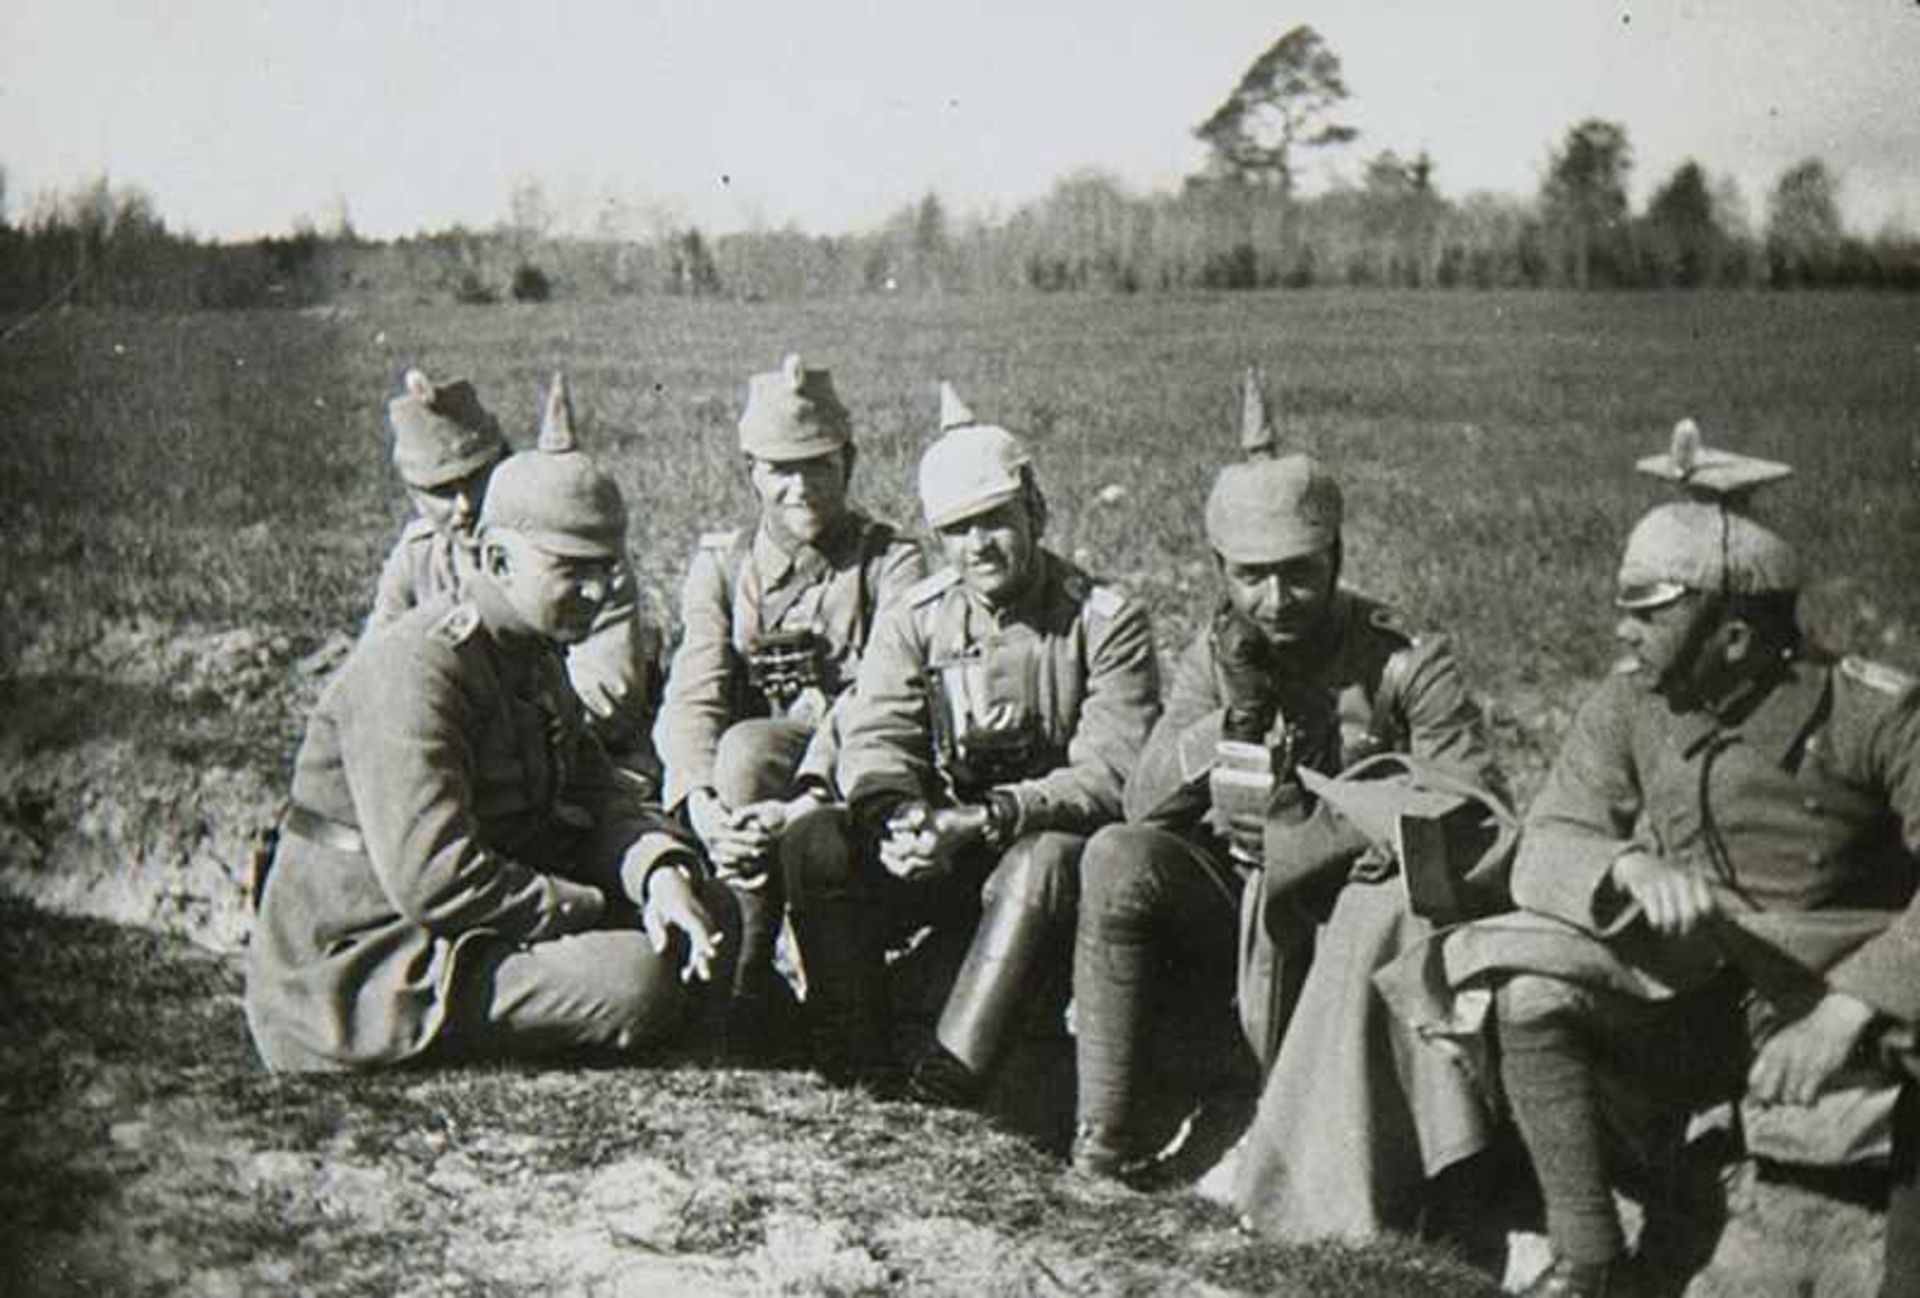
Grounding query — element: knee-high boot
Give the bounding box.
[918,834,1080,1104]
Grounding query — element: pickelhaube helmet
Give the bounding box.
[1616,503,1800,608]
[1203,369,1342,564]
[478,373,627,559]
[917,381,1034,529]
[1617,418,1799,609]
[387,369,509,489]
[737,353,853,460]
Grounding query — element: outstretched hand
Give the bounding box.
[642,864,725,983]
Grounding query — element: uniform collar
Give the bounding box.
[1674,653,1829,766]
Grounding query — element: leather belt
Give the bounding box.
[282,803,367,855]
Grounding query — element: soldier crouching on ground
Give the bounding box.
[245,375,731,1072]
[368,367,664,794]
[654,354,924,1056]
[778,383,1160,1102]
[1389,431,1920,1298]
[1070,372,1512,1244]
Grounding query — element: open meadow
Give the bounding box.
[2,288,1918,1295]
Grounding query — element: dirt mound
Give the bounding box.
[0,616,348,952]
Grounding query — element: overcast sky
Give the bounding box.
[4,1,1917,242]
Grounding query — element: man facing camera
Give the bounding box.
[779,383,1160,1102]
[655,353,924,1052]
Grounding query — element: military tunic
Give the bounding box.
[1074,588,1508,1239]
[1505,655,1920,1014]
[245,600,700,1072]
[369,518,663,764]
[655,513,924,808]
[836,550,1159,831]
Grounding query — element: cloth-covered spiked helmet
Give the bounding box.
[387,368,508,489]
[479,373,628,559]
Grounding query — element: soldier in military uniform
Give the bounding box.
[1070,374,1510,1243]
[368,368,664,792]
[778,384,1160,1101]
[246,375,729,1072]
[1427,439,1920,1298]
[654,354,924,1049]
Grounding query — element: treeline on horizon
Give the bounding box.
[5,22,1918,313]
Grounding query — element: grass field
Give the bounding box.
[2,289,1917,1295]
[4,289,1917,784]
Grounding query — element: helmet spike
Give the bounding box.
[539,371,578,454]
[1240,366,1277,459]
[938,380,977,433]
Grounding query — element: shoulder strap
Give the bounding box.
[906,567,961,609]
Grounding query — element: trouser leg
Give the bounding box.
[1498,971,1752,1273]
[779,805,897,1089]
[1073,824,1238,1165]
[442,927,693,1062]
[1497,973,1629,1267]
[918,832,1084,1101]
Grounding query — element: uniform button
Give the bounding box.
[1802,797,1823,813]
[1804,736,1820,754]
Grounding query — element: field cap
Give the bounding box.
[1615,501,1799,610]
[479,372,627,559]
[388,369,509,489]
[1635,418,1793,505]
[737,353,852,460]
[919,381,1032,528]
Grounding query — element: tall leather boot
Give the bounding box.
[915,836,1078,1107]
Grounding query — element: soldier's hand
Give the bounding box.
[643,864,725,983]
[878,801,936,879]
[879,802,986,881]
[1610,849,1718,936]
[1211,605,1276,743]
[689,788,774,874]
[1748,991,1877,1106]
[569,664,628,722]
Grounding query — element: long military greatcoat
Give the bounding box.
[245,601,692,1072]
[1123,588,1509,1241]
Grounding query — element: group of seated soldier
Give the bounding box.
[243,357,1920,1298]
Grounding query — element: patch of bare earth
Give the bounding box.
[0,619,1891,1295]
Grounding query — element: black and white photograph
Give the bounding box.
[4,3,1919,1294]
